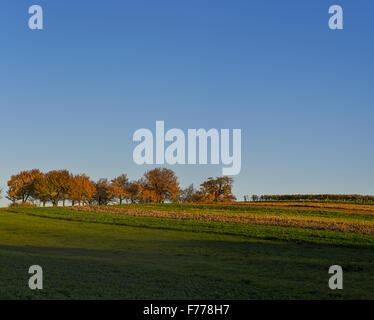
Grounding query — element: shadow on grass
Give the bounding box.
[0,238,373,300]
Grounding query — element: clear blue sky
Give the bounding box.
[1,0,373,205]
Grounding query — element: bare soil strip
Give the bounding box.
[71,206,374,235]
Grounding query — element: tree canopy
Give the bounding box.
[6,168,237,206]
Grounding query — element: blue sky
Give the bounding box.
[0,1,373,205]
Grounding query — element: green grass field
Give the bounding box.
[1,203,373,300]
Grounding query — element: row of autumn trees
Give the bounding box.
[7,168,236,207]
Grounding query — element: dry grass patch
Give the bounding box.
[233,202,374,215]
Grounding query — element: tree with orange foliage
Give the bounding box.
[140,168,181,203]
[69,174,96,206]
[33,174,50,206]
[109,174,129,205]
[7,169,44,203]
[126,180,141,203]
[33,170,71,207]
[137,178,157,203]
[200,176,236,203]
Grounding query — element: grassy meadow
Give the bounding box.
[0,202,374,299]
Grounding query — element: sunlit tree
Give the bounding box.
[109,174,129,205]
[200,176,236,203]
[7,169,44,203]
[69,174,96,206]
[34,170,70,207]
[140,168,182,203]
